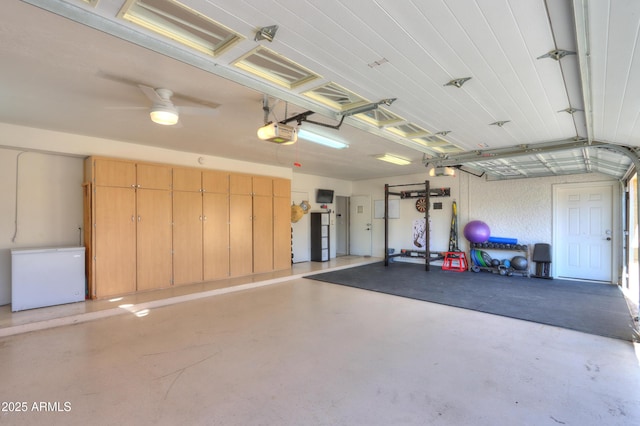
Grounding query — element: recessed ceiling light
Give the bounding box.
[375,154,411,165]
[298,129,348,149]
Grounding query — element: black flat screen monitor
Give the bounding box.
[316,189,334,203]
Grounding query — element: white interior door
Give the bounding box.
[554,183,614,282]
[349,195,372,256]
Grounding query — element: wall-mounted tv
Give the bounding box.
[316,189,334,203]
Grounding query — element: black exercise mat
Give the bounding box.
[306,262,638,342]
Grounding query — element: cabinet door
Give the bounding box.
[137,163,172,190]
[229,194,253,276]
[173,167,202,192]
[136,189,173,291]
[203,170,229,194]
[173,191,204,285]
[93,158,136,188]
[252,176,273,196]
[273,196,292,270]
[253,195,273,273]
[273,178,291,198]
[94,186,136,297]
[229,173,252,195]
[203,192,230,280]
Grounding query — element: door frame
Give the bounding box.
[349,194,372,256]
[552,181,620,283]
[335,195,350,256]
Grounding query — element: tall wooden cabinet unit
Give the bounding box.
[172,168,231,285]
[203,171,230,281]
[85,158,173,298]
[273,178,292,270]
[252,176,275,274]
[229,174,255,277]
[85,156,290,298]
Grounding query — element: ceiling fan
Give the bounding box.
[137,84,219,126]
[100,70,221,126]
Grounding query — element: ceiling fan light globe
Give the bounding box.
[150,107,179,125]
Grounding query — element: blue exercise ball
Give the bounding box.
[464,220,490,243]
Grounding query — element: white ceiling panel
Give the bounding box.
[1,0,638,181]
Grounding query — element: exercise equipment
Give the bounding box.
[448,201,459,252]
[511,255,528,271]
[532,243,552,279]
[384,181,451,270]
[488,236,517,245]
[442,251,468,272]
[464,220,490,243]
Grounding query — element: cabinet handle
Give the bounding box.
[203,216,207,221]
[131,216,135,222]
[138,216,141,222]
[199,216,203,221]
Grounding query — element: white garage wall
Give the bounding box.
[0,123,294,306]
[353,170,619,260]
[352,172,463,258]
[291,172,353,260]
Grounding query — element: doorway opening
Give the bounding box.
[335,195,349,257]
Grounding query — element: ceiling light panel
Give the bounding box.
[354,108,405,127]
[302,82,369,112]
[375,154,411,165]
[430,145,464,154]
[385,122,429,139]
[118,0,243,57]
[412,135,449,147]
[233,46,320,89]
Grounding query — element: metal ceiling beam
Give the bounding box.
[572,0,595,144]
[423,138,605,167]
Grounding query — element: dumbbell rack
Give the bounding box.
[469,242,530,277]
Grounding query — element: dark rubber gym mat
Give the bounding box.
[306,262,638,342]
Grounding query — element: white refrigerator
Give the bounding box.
[11,247,86,312]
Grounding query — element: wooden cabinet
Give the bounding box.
[172,191,204,285]
[204,192,229,280]
[86,157,173,298]
[173,167,202,192]
[93,186,137,297]
[136,189,173,291]
[85,156,290,297]
[253,194,274,273]
[93,158,135,188]
[172,169,230,283]
[229,192,253,276]
[92,158,171,190]
[273,195,292,270]
[273,178,292,270]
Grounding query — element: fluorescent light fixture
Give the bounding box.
[298,129,348,149]
[257,122,297,144]
[429,166,456,176]
[150,105,179,125]
[375,154,411,165]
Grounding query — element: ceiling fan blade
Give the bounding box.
[105,106,148,111]
[177,106,219,116]
[138,84,165,104]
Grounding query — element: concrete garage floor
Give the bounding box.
[0,258,639,425]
